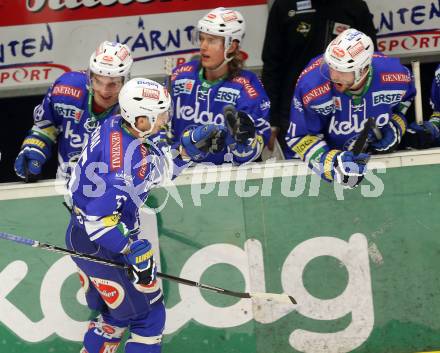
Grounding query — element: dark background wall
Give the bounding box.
[0,62,438,183]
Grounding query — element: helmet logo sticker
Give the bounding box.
[331,47,346,58]
[348,42,365,58]
[142,88,160,100]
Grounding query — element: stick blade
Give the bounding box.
[250,292,297,304]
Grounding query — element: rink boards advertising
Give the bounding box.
[1,0,439,90]
[0,0,267,89]
[1,153,440,352]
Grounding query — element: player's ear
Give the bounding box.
[226,40,239,55]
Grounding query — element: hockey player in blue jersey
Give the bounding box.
[404,63,440,149]
[285,28,416,188]
[170,7,271,165]
[66,77,218,353]
[14,41,133,182]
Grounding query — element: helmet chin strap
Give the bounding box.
[205,45,234,73]
[130,122,154,138]
[350,66,370,89]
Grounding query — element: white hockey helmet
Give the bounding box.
[197,7,246,61]
[89,41,133,80]
[119,78,171,137]
[324,28,374,86]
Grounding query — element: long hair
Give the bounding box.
[226,45,244,80]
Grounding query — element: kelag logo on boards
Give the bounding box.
[0,63,71,86]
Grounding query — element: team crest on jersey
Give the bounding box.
[52,84,83,99]
[90,277,125,309]
[53,103,84,122]
[174,79,195,95]
[110,131,123,171]
[372,90,406,106]
[214,87,240,104]
[380,72,411,83]
[302,82,331,106]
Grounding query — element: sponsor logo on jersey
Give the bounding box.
[53,103,84,122]
[372,90,406,106]
[214,87,240,104]
[142,88,160,100]
[302,82,331,106]
[310,99,334,115]
[348,42,365,58]
[380,72,411,83]
[174,79,195,95]
[110,131,123,171]
[90,125,101,153]
[115,171,134,183]
[260,99,271,111]
[90,277,125,309]
[293,96,303,112]
[175,98,225,125]
[293,135,318,157]
[52,84,83,99]
[232,77,258,98]
[297,57,323,83]
[138,144,149,179]
[101,342,119,353]
[171,65,194,81]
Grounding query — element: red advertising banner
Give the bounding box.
[0,0,266,27]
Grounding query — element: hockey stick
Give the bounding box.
[0,231,296,304]
[411,60,424,125]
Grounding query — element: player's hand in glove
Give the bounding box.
[403,121,440,149]
[180,124,226,161]
[14,134,52,182]
[224,105,256,144]
[333,151,369,189]
[369,115,406,154]
[124,240,157,286]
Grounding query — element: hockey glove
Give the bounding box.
[370,115,406,154]
[224,106,256,144]
[124,240,157,286]
[404,121,440,149]
[332,151,369,189]
[181,124,226,161]
[14,134,52,182]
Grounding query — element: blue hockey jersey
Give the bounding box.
[430,64,440,119]
[30,71,119,179]
[285,53,416,165]
[170,61,271,164]
[68,115,184,254]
